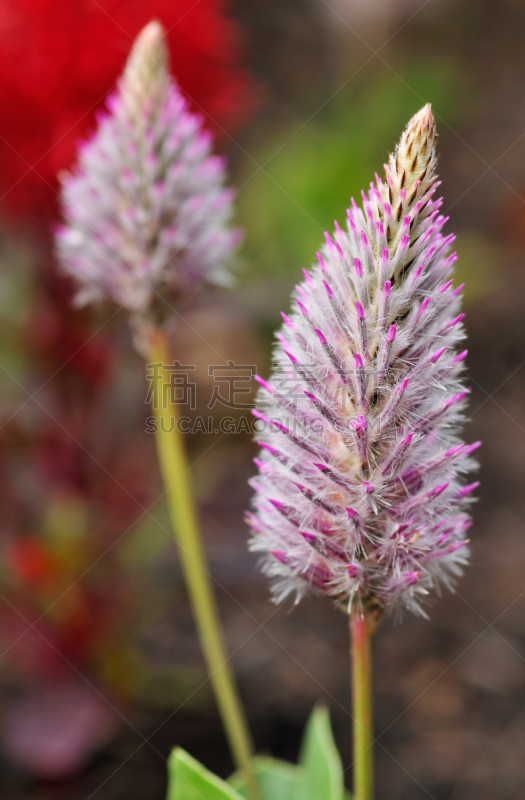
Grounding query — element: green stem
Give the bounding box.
[350,608,374,800]
[148,328,258,800]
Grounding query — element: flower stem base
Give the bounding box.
[350,607,374,800]
[148,328,258,800]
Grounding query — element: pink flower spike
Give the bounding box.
[258,441,280,457]
[457,482,480,498]
[452,282,465,296]
[316,251,326,271]
[248,105,478,617]
[270,550,290,565]
[301,531,318,546]
[447,391,469,407]
[453,349,468,363]
[297,300,308,316]
[303,268,313,286]
[253,457,271,473]
[283,349,298,364]
[297,285,308,300]
[254,374,274,394]
[430,346,448,364]
[413,264,424,281]
[447,540,469,554]
[56,22,240,318]
[417,297,431,319]
[281,312,294,329]
[466,441,482,455]
[251,409,269,423]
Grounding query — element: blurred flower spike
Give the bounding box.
[56,21,241,333]
[248,105,479,620]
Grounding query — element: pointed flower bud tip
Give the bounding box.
[123,21,169,109]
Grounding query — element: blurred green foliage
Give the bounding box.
[168,706,351,800]
[453,229,498,303]
[237,60,467,292]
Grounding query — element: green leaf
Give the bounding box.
[229,756,303,800]
[167,748,244,800]
[299,706,345,800]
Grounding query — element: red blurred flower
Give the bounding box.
[0,0,254,220]
[6,536,55,590]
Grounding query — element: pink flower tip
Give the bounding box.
[430,346,448,364]
[270,549,289,564]
[254,375,273,394]
[284,349,298,364]
[300,531,318,545]
[297,300,308,316]
[457,482,480,498]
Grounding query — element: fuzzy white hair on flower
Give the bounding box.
[56,21,240,328]
[247,105,479,620]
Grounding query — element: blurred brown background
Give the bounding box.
[1,0,525,798]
